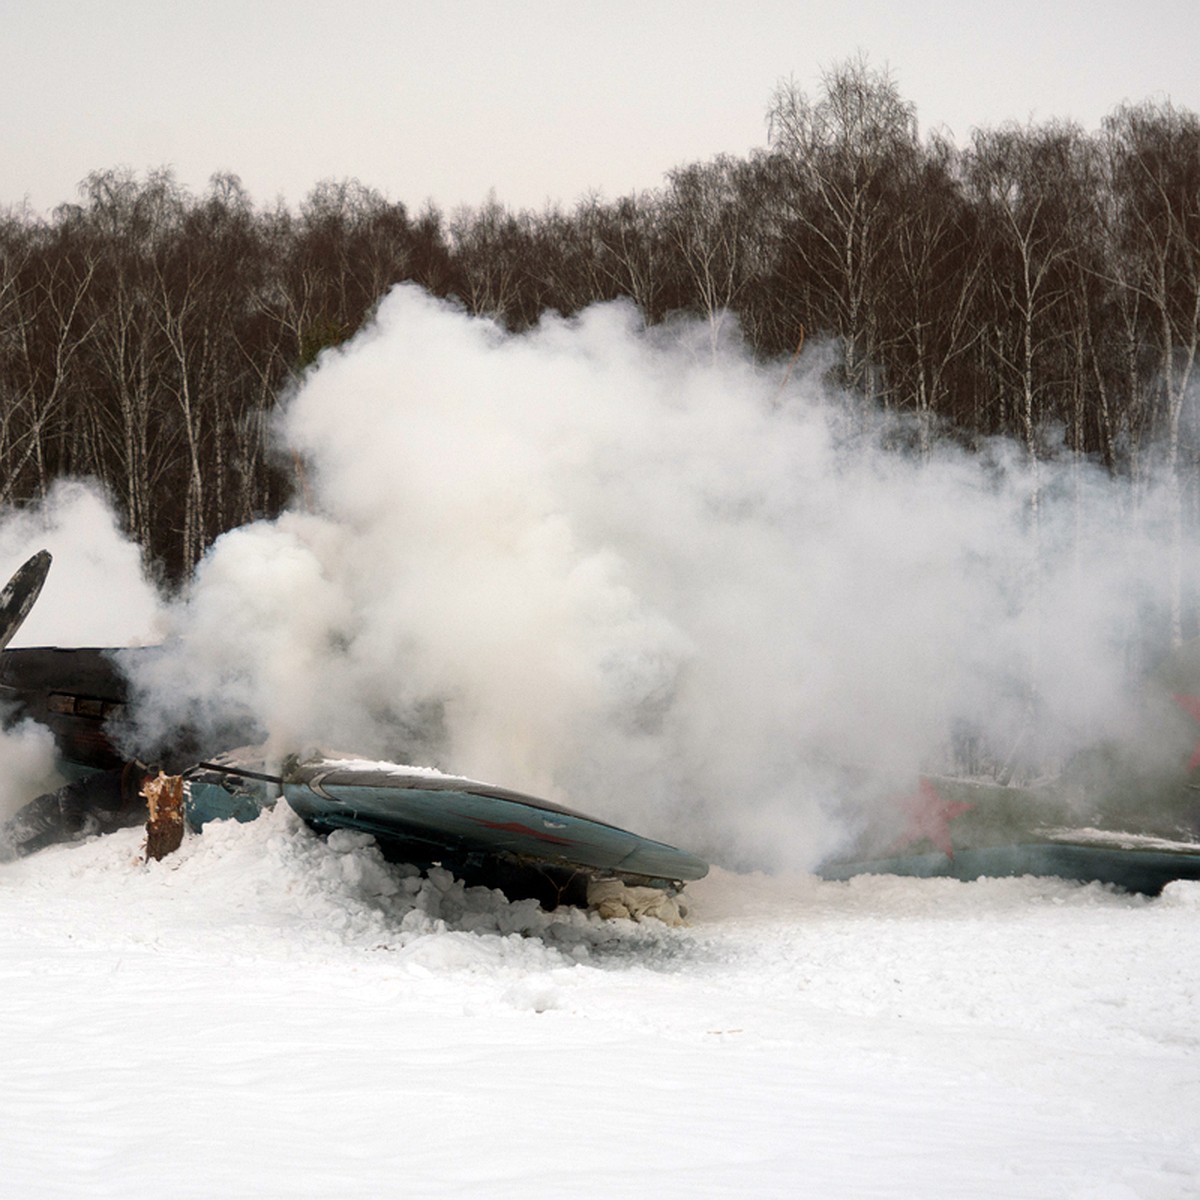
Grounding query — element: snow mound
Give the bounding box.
[1158,878,1200,908]
[1,801,688,971]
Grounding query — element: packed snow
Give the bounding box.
[2,807,1197,1199]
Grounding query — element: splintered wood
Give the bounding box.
[142,772,185,861]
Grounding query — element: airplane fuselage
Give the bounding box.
[0,646,131,772]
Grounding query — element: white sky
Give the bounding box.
[3,0,1198,218]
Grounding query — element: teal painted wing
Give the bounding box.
[819,836,1200,895]
[185,752,708,886]
[283,758,709,884]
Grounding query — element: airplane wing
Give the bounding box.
[186,750,709,898]
[818,773,1200,895]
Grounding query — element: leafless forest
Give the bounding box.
[2,62,1198,600]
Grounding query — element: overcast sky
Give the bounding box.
[4,0,1198,218]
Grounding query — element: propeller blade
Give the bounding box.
[0,550,52,653]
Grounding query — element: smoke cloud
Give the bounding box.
[0,480,163,648]
[0,716,60,825]
[112,286,1186,870]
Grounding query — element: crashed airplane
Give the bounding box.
[4,548,1200,901]
[816,657,1200,894]
[0,551,707,916]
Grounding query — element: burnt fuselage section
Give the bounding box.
[1,643,253,774]
[0,646,132,770]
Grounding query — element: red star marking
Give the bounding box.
[890,776,973,859]
[1171,694,1200,770]
[469,818,573,846]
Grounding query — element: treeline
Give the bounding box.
[2,59,1199,583]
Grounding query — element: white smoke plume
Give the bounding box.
[0,480,163,648]
[117,286,1185,870]
[0,715,60,825]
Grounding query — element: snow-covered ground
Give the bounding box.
[2,806,1198,1200]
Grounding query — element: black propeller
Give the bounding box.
[0,550,52,654]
